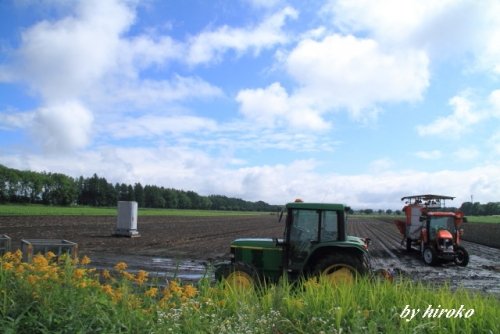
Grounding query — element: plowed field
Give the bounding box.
[1,215,499,294]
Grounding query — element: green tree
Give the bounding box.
[134,183,145,207]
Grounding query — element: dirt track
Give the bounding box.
[1,215,499,294]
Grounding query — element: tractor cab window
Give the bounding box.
[428,216,454,240]
[320,210,338,241]
[289,209,319,262]
[290,209,319,242]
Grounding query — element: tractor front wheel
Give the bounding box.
[423,246,438,266]
[313,253,367,284]
[217,262,259,289]
[454,246,469,267]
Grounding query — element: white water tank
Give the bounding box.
[114,201,140,237]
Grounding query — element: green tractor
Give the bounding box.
[215,201,371,287]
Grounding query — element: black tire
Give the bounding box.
[216,262,259,289]
[313,253,368,284]
[422,246,438,266]
[406,238,412,252]
[454,246,469,267]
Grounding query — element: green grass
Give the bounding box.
[0,204,271,217]
[465,215,500,224]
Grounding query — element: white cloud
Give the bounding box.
[415,150,442,160]
[32,101,93,153]
[236,82,330,130]
[0,0,136,152]
[323,0,456,45]
[285,34,429,119]
[488,89,500,117]
[453,147,480,161]
[244,0,282,9]
[368,158,394,173]
[322,0,500,74]
[101,76,223,107]
[109,115,217,139]
[14,0,134,101]
[116,35,184,77]
[237,33,429,129]
[488,131,500,156]
[236,82,288,125]
[186,6,298,65]
[416,94,484,138]
[0,111,35,130]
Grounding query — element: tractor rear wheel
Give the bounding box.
[313,253,367,284]
[454,246,469,267]
[217,262,259,289]
[423,246,438,266]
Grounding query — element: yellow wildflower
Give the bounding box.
[45,251,56,261]
[122,271,135,281]
[2,262,14,271]
[168,281,182,295]
[14,249,22,261]
[101,284,114,296]
[114,261,128,271]
[145,287,158,298]
[102,269,112,280]
[27,274,39,285]
[80,255,91,265]
[161,287,172,300]
[135,270,148,285]
[73,268,86,280]
[2,251,13,261]
[112,289,123,302]
[182,284,198,298]
[32,254,49,268]
[15,264,25,275]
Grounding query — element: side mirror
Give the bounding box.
[273,237,284,247]
[278,209,284,223]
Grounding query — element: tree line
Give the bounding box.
[459,202,500,216]
[0,164,279,212]
[357,203,500,216]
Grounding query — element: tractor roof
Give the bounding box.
[401,194,455,201]
[286,202,346,211]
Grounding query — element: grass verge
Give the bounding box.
[1,251,498,333]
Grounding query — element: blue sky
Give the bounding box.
[1,0,499,209]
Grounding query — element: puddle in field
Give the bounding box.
[86,252,213,283]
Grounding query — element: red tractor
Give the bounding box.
[394,194,469,266]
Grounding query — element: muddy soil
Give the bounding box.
[1,215,498,294]
[349,217,500,295]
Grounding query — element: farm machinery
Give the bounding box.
[215,200,371,287]
[394,194,469,266]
